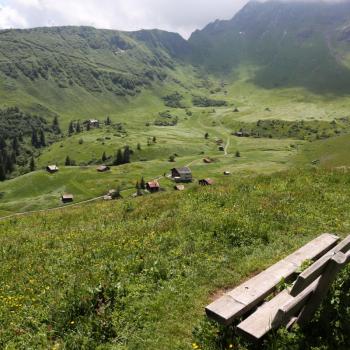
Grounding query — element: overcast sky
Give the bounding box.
[0,0,251,38]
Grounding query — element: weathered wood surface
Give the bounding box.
[291,235,350,296]
[237,277,320,340]
[297,250,350,325]
[206,233,339,325]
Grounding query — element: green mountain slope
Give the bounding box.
[188,0,350,94]
[0,26,192,124]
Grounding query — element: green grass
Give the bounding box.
[294,134,350,168]
[0,169,350,349]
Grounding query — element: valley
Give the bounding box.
[1,1,350,349]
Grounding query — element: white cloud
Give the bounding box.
[0,0,249,37]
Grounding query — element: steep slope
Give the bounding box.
[0,26,191,122]
[188,0,350,94]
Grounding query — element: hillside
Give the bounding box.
[188,0,350,94]
[0,169,350,349]
[0,26,193,125]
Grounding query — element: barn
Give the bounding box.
[171,167,192,183]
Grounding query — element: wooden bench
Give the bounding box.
[206,233,350,340]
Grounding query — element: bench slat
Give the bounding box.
[237,277,320,340]
[205,233,339,325]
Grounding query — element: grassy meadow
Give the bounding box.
[0,169,350,349]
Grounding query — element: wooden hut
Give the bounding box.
[174,184,185,191]
[46,165,59,173]
[146,180,160,193]
[97,165,110,172]
[203,158,213,164]
[61,193,74,203]
[199,178,214,186]
[171,167,192,183]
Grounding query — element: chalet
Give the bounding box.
[216,139,224,145]
[89,119,100,128]
[174,184,185,191]
[199,178,214,186]
[97,165,110,172]
[203,158,213,164]
[171,167,192,183]
[61,193,74,203]
[46,165,59,173]
[146,180,160,193]
[234,131,244,137]
[224,171,231,176]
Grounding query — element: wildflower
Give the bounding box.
[70,321,75,325]
[192,343,199,349]
[229,344,233,349]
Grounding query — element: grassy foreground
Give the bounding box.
[1,169,350,349]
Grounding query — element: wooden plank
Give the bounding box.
[237,278,320,340]
[291,235,350,296]
[297,251,350,326]
[236,290,291,340]
[206,233,339,325]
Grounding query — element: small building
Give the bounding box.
[216,139,224,145]
[234,131,244,137]
[219,146,225,152]
[97,165,110,172]
[61,193,74,203]
[224,171,231,176]
[146,180,160,193]
[203,158,213,164]
[46,165,59,173]
[199,178,214,186]
[171,167,192,183]
[174,184,185,191]
[89,119,100,128]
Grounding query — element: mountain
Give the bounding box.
[188,0,350,94]
[0,26,191,121]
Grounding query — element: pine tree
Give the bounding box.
[123,146,130,164]
[65,156,71,166]
[105,116,111,125]
[86,123,91,131]
[0,159,5,181]
[31,130,39,148]
[29,157,35,172]
[137,143,141,151]
[140,177,146,190]
[39,130,46,147]
[102,152,107,162]
[0,137,6,150]
[152,136,157,143]
[52,116,61,134]
[68,121,74,136]
[76,121,81,133]
[205,132,209,139]
[12,137,19,156]
[235,150,241,158]
[114,149,123,165]
[6,152,14,173]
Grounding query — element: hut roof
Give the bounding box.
[175,185,185,191]
[47,165,59,171]
[172,167,192,175]
[62,193,74,200]
[97,165,110,172]
[147,180,160,189]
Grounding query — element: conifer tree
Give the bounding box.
[12,137,19,156]
[29,157,35,172]
[123,146,131,164]
[68,121,74,135]
[52,116,61,134]
[31,130,39,148]
[140,177,146,190]
[0,159,5,181]
[76,121,81,133]
[114,149,123,165]
[102,151,107,162]
[0,137,6,150]
[65,156,71,166]
[39,130,46,147]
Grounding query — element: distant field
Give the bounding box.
[294,134,350,168]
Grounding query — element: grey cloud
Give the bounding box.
[0,0,249,37]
